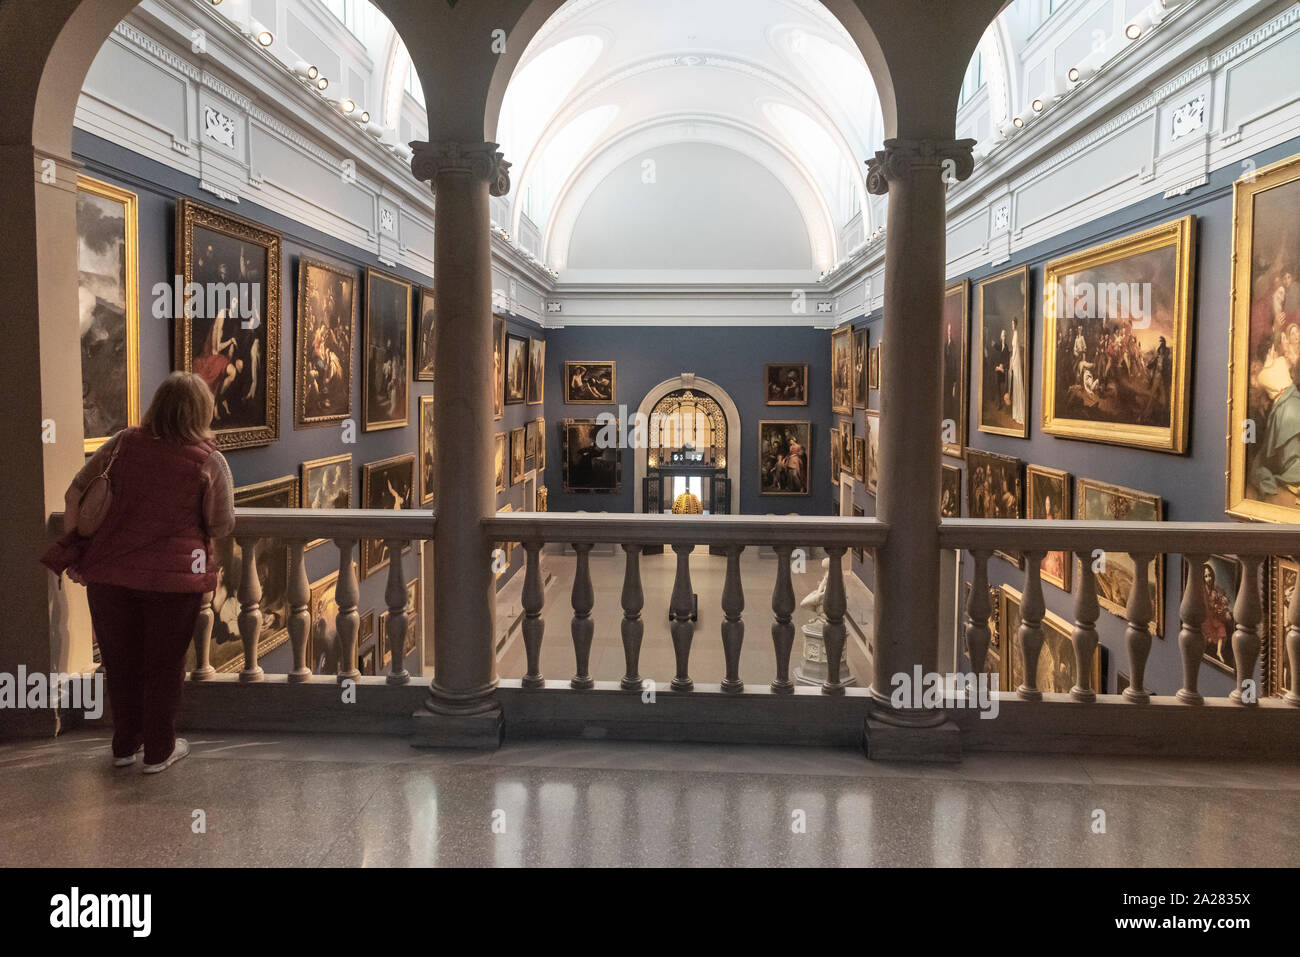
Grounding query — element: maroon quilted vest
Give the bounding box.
[74,427,218,593]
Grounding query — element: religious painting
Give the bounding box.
[864,410,880,495]
[505,333,528,405]
[831,326,852,414]
[765,363,808,405]
[852,504,866,563]
[1003,585,1106,695]
[524,418,539,474]
[537,485,549,512]
[978,264,1031,438]
[838,420,853,472]
[415,286,435,382]
[562,419,622,492]
[942,279,970,457]
[301,452,351,551]
[966,448,1022,566]
[1076,477,1164,637]
[758,420,811,496]
[1026,464,1072,592]
[405,578,421,659]
[1268,557,1296,698]
[535,416,547,471]
[193,475,298,674]
[1042,216,1195,453]
[77,176,139,453]
[527,337,545,405]
[564,361,615,403]
[494,433,507,493]
[853,328,869,409]
[510,427,526,486]
[829,427,841,487]
[419,394,435,506]
[1181,555,1241,677]
[964,582,1006,687]
[307,571,339,675]
[360,453,415,579]
[493,312,505,420]
[869,343,881,391]
[1228,154,1300,522]
[941,463,962,518]
[362,269,411,431]
[357,611,377,677]
[854,436,867,484]
[175,198,280,450]
[296,257,354,430]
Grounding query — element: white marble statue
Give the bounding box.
[799,557,832,622]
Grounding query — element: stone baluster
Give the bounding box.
[669,544,696,691]
[770,545,796,694]
[521,541,545,689]
[1017,552,1047,700]
[1176,554,1208,704]
[720,545,745,693]
[619,544,645,691]
[570,543,595,690]
[965,549,992,678]
[335,539,360,682]
[1230,555,1263,705]
[1122,553,1154,702]
[1287,555,1300,706]
[1070,551,1100,702]
[236,536,264,682]
[190,591,216,681]
[384,539,410,685]
[823,546,848,695]
[286,541,311,683]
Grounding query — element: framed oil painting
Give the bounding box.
[978,264,1030,438]
[535,417,547,471]
[1026,464,1072,592]
[943,279,970,457]
[415,286,435,382]
[362,268,411,431]
[563,419,622,493]
[1002,585,1106,695]
[77,175,139,453]
[295,257,354,429]
[564,361,615,403]
[505,333,528,405]
[964,582,1006,687]
[405,579,421,658]
[175,198,280,450]
[869,343,881,391]
[308,569,344,675]
[854,436,867,484]
[194,475,298,675]
[524,418,539,474]
[527,337,545,405]
[301,452,351,551]
[493,312,505,420]
[1268,557,1296,698]
[830,326,852,414]
[864,410,880,495]
[510,426,526,486]
[966,448,1022,566]
[357,611,376,677]
[765,363,808,405]
[1181,555,1241,677]
[1228,154,1300,521]
[1042,216,1195,453]
[941,463,962,518]
[360,453,415,579]
[494,432,507,493]
[829,427,841,487]
[853,328,869,409]
[838,420,853,472]
[758,420,811,495]
[1076,477,1164,637]
[852,504,866,562]
[419,394,435,506]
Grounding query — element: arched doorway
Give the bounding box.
[633,374,741,515]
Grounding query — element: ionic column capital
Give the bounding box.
[410,140,512,196]
[865,137,977,195]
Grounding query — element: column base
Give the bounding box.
[862,715,962,763]
[409,705,503,750]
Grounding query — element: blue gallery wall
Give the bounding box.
[541,325,835,518]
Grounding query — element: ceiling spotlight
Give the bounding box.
[243,19,274,46]
[292,61,318,81]
[335,98,356,114]
[1012,115,1025,128]
[357,111,371,124]
[208,0,222,5]
[1031,96,1046,113]
[1126,8,1156,40]
[316,76,329,91]
[365,121,387,138]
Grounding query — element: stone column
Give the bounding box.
[409,142,510,746]
[866,139,975,726]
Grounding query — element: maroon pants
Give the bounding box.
[86,583,204,765]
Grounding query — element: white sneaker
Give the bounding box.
[112,746,143,768]
[142,738,190,774]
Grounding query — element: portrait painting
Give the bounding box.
[175,198,280,450]
[758,420,811,495]
[360,454,415,579]
[505,333,528,405]
[1026,464,1072,592]
[1268,558,1296,698]
[941,463,962,518]
[527,337,545,405]
[869,343,881,391]
[853,328,869,409]
[864,410,880,495]
[978,264,1030,438]
[1042,217,1195,453]
[562,419,621,492]
[493,312,505,420]
[1228,154,1300,521]
[838,420,853,473]
[943,280,970,457]
[854,436,867,484]
[415,286,435,382]
[829,427,841,487]
[966,448,1022,566]
[511,427,526,486]
[419,394,435,505]
[831,327,852,414]
[1076,477,1164,636]
[535,417,547,471]
[1182,555,1241,676]
[77,176,139,453]
[295,257,354,429]
[564,361,615,403]
[494,432,507,493]
[524,418,539,474]
[765,363,808,406]
[362,269,411,431]
[1003,585,1105,695]
[301,452,351,551]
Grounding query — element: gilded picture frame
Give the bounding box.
[300,452,351,551]
[1025,464,1072,593]
[1268,557,1296,699]
[830,326,852,414]
[864,409,880,495]
[563,361,616,403]
[505,333,528,405]
[527,337,545,405]
[493,312,505,420]
[360,453,415,579]
[295,256,355,429]
[829,426,841,487]
[977,264,1031,439]
[415,285,435,382]
[362,268,412,431]
[419,394,436,506]
[494,432,507,493]
[942,279,970,458]
[941,462,962,518]
[853,328,869,410]
[510,427,526,486]
[758,420,812,496]
[966,447,1023,567]
[1076,476,1164,637]
[1002,584,1106,695]
[1181,554,1243,677]
[765,363,808,405]
[562,419,622,493]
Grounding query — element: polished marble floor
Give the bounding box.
[2,731,1297,867]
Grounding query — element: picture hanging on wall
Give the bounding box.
[1075,477,1164,637]
[1002,584,1106,695]
[301,452,351,550]
[175,197,280,450]
[852,504,865,562]
[758,420,811,496]
[1042,216,1195,453]
[1228,153,1300,522]
[1268,557,1296,698]
[869,343,881,391]
[419,394,435,506]
[830,326,852,414]
[864,409,880,495]
[853,328,869,409]
[965,447,1022,566]
[362,268,411,431]
[405,579,421,659]
[524,419,539,474]
[415,285,435,382]
[1181,555,1242,677]
[360,453,415,579]
[505,333,528,405]
[493,313,505,420]
[510,427,526,486]
[964,582,1005,686]
[527,337,545,405]
[295,256,355,429]
[494,432,507,493]
[977,264,1030,438]
[77,175,140,453]
[942,279,970,457]
[838,419,853,472]
[1026,464,1072,593]
[307,570,339,675]
[562,419,623,492]
[765,363,808,405]
[357,611,376,677]
[854,436,867,484]
[829,426,841,487]
[941,463,962,518]
[535,417,546,471]
[564,361,616,403]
